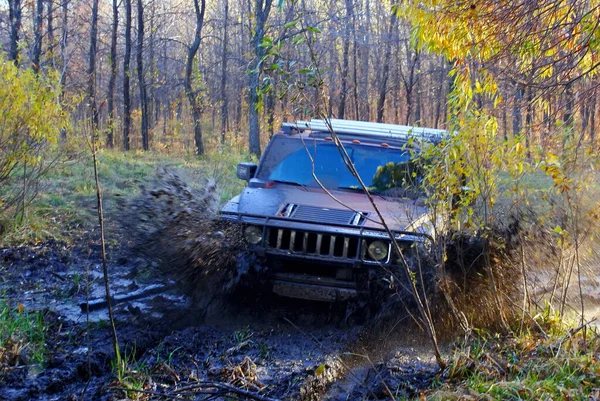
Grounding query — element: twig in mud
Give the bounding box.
[172,381,279,401]
[112,387,181,399]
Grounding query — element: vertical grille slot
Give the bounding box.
[348,237,359,259]
[333,236,345,257]
[280,229,291,250]
[320,235,331,255]
[306,233,318,254]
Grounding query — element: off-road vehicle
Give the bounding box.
[220,119,446,302]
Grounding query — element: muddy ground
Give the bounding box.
[0,238,443,401]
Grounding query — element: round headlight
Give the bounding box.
[243,226,263,245]
[367,240,389,261]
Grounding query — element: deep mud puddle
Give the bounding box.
[0,240,445,401]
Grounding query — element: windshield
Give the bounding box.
[257,136,422,196]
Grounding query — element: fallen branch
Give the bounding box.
[79,283,168,312]
[173,381,279,401]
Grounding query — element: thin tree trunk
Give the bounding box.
[137,0,149,150]
[220,0,229,144]
[502,100,508,141]
[414,54,422,125]
[590,89,597,145]
[59,0,68,140]
[148,1,156,128]
[248,0,274,156]
[32,0,44,73]
[47,0,55,68]
[185,0,206,156]
[87,0,99,131]
[9,0,22,65]
[351,8,359,120]
[512,84,523,137]
[123,0,132,150]
[338,0,352,119]
[434,58,446,128]
[525,86,533,159]
[376,12,397,123]
[360,0,370,120]
[107,0,118,148]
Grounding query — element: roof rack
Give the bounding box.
[294,118,446,143]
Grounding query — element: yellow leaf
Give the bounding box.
[17,303,25,313]
[315,363,325,376]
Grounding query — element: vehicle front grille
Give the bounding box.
[266,228,360,260]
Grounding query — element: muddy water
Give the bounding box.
[0,240,446,401]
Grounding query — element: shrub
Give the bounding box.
[0,54,68,224]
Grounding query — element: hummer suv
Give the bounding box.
[220,119,446,302]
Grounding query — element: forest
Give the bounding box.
[1,0,600,400]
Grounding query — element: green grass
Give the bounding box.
[424,313,600,401]
[0,147,250,245]
[0,299,47,369]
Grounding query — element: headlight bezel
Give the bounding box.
[367,240,389,261]
[243,225,263,245]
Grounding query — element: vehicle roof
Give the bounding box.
[272,131,410,150]
[279,118,446,146]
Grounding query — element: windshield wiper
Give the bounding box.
[272,180,308,191]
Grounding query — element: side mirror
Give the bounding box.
[236,162,257,181]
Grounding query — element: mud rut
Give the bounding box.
[0,239,442,401]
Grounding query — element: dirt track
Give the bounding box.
[0,239,442,401]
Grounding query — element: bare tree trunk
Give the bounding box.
[220,0,229,144]
[47,0,55,68]
[414,54,422,124]
[434,58,446,128]
[248,0,274,156]
[148,1,156,128]
[512,84,523,137]
[359,0,370,120]
[9,0,22,65]
[376,12,396,123]
[266,90,275,137]
[351,8,359,120]
[502,100,508,141]
[32,0,43,73]
[123,0,132,150]
[338,0,352,119]
[137,0,149,150]
[590,89,597,145]
[59,0,68,140]
[87,0,99,131]
[525,85,533,159]
[107,0,118,148]
[185,0,206,156]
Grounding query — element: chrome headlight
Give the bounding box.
[367,240,389,261]
[243,226,263,245]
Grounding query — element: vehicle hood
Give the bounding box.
[227,184,429,232]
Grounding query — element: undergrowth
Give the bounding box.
[0,299,47,374]
[0,148,249,246]
[424,310,600,400]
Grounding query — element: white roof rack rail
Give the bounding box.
[295,118,446,143]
